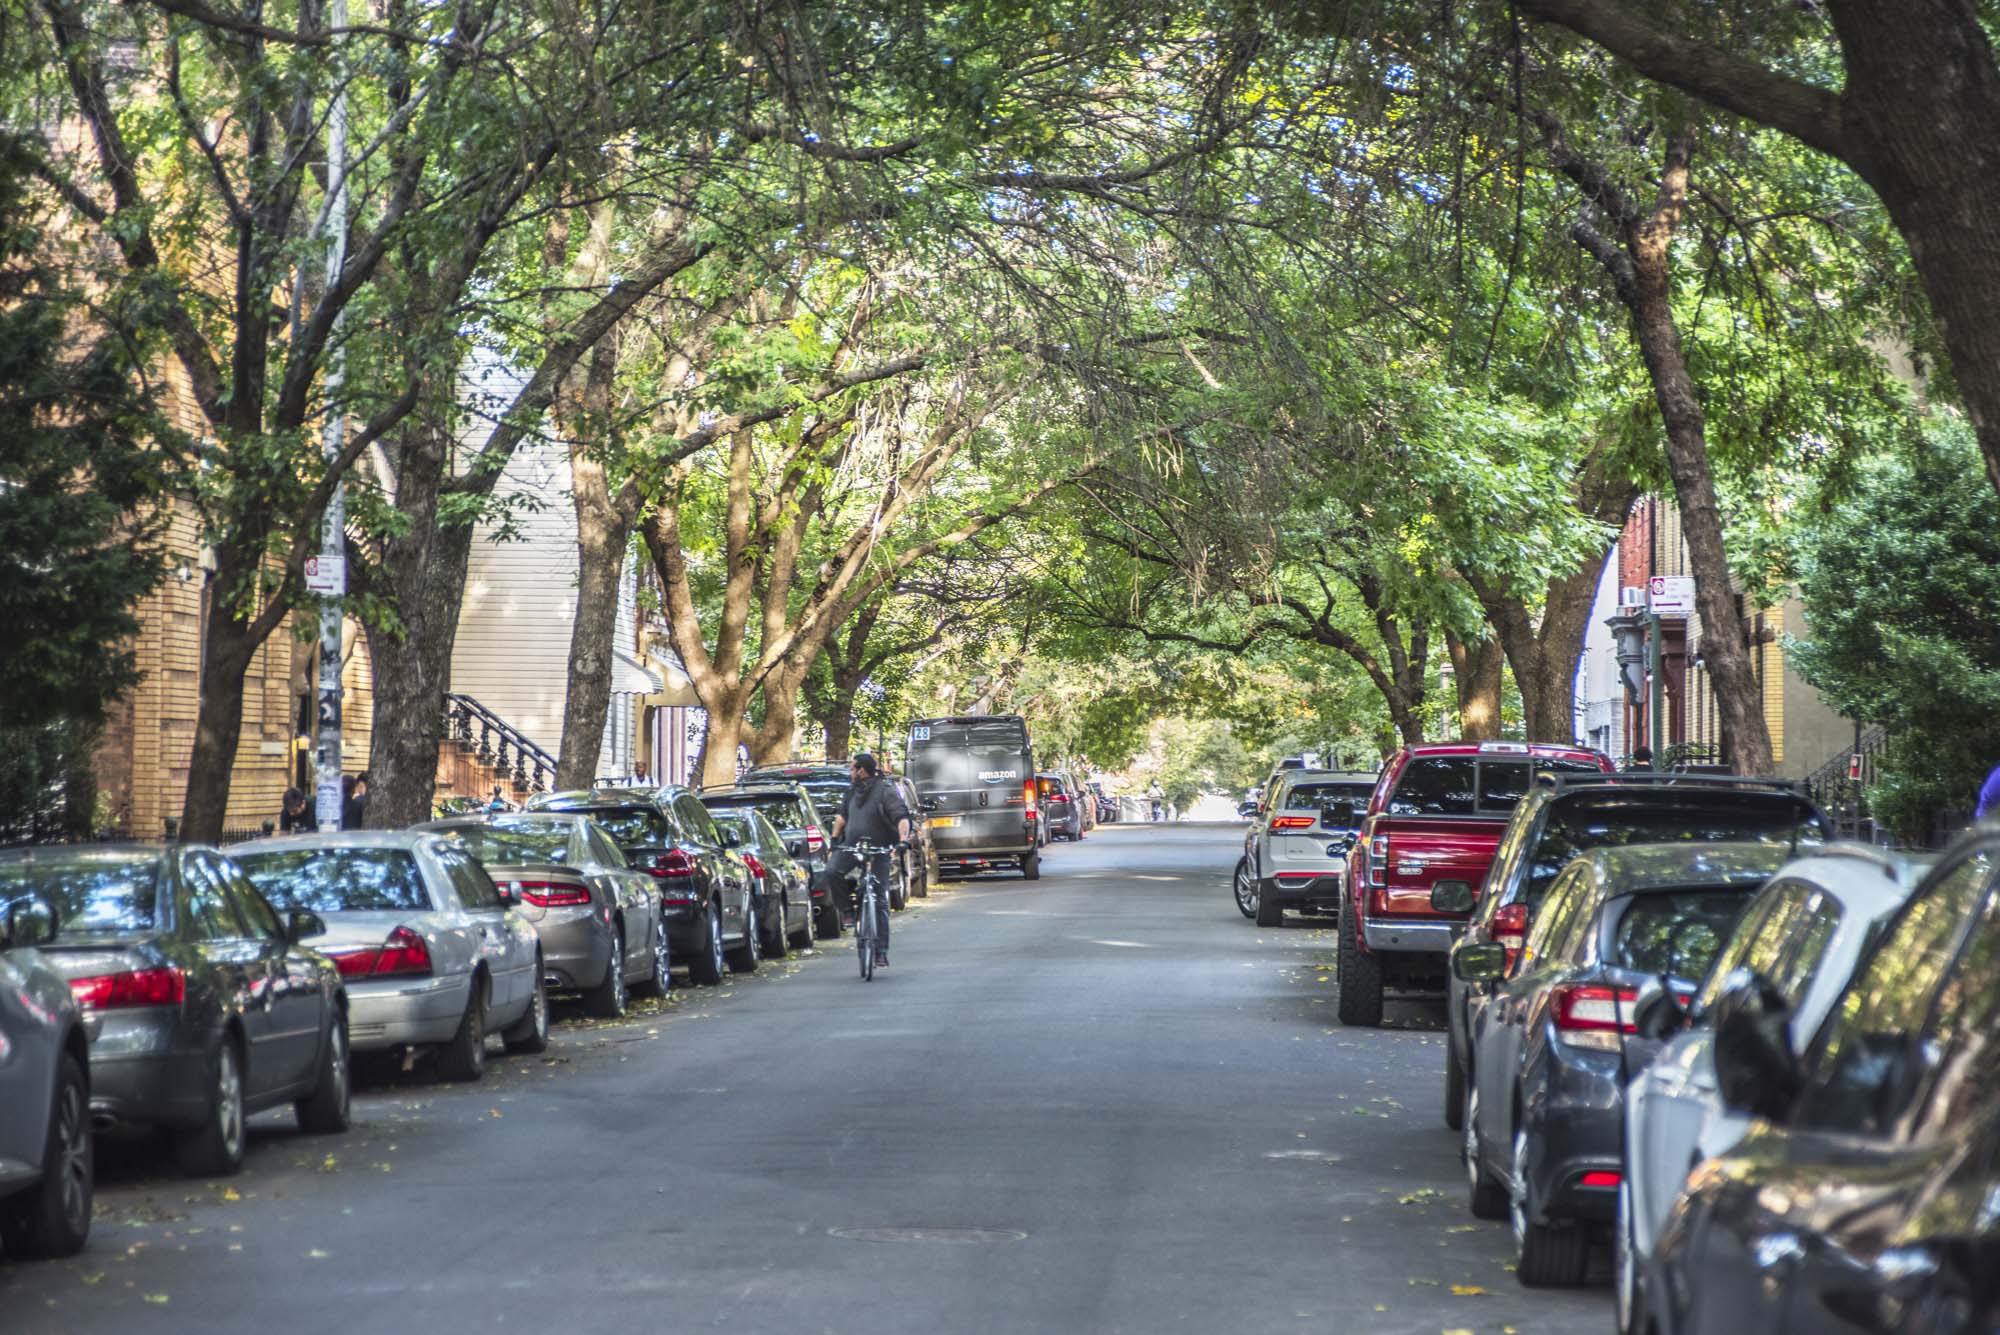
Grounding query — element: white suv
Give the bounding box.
[1233,769,1378,927]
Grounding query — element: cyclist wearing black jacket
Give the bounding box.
[829,753,912,965]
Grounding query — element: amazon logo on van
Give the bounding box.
[979,770,1020,782]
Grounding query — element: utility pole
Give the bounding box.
[313,0,350,831]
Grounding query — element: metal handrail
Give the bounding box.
[1806,725,1889,842]
[442,693,556,794]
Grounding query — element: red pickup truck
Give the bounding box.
[1337,740,1612,1027]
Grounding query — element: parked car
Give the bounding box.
[1088,781,1117,824]
[1440,772,1829,1131]
[736,763,852,826]
[906,715,1040,879]
[1453,841,1778,1286]
[707,809,816,956]
[1037,773,1085,841]
[698,783,840,938]
[233,831,545,1077]
[528,787,756,984]
[417,813,669,1017]
[1237,769,1377,926]
[1066,769,1097,834]
[1617,843,1930,1334]
[879,771,940,905]
[1637,823,2000,1335]
[0,844,351,1176]
[1338,740,1612,1027]
[0,896,92,1258]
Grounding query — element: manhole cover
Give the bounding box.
[829,1227,1027,1245]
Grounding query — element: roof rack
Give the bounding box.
[1532,771,1813,799]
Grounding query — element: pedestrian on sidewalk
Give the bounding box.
[1623,746,1654,772]
[280,787,317,833]
[1977,759,2000,822]
[342,771,370,829]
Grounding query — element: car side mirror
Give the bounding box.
[285,909,327,943]
[3,897,57,948]
[1710,970,1802,1122]
[1451,940,1508,983]
[1632,980,1689,1041]
[1430,880,1476,915]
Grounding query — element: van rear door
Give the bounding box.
[910,721,1034,856]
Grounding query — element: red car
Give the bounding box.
[1337,741,1612,1027]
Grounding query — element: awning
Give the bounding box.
[612,649,664,696]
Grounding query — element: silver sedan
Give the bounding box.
[233,832,544,1082]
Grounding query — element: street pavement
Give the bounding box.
[1,822,1611,1334]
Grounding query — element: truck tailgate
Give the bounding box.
[1371,817,1506,916]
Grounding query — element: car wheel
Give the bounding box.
[1254,879,1283,928]
[789,894,816,950]
[691,904,727,984]
[1512,1127,1589,1286]
[176,1039,247,1176]
[1464,1085,1507,1219]
[1615,1180,1646,1335]
[0,1052,92,1257]
[765,897,790,959]
[1335,917,1384,1027]
[437,982,488,1082]
[726,903,761,974]
[1232,858,1258,919]
[914,868,929,899]
[586,926,628,1017]
[643,915,672,996]
[295,1014,352,1134]
[504,965,550,1053]
[889,869,908,912]
[1444,1033,1466,1132]
[1022,850,1041,881]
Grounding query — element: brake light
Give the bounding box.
[1367,833,1388,887]
[327,926,433,980]
[1049,793,1070,803]
[511,880,591,908]
[742,853,766,878]
[1024,782,1036,805]
[1580,1171,1621,1189]
[1492,902,1528,970]
[806,827,826,852]
[1270,815,1315,830]
[68,966,185,1010]
[1552,983,1639,1051]
[645,849,695,877]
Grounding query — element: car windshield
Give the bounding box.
[440,826,573,866]
[1523,800,1821,910]
[234,848,432,913]
[1610,888,1758,977]
[0,853,161,934]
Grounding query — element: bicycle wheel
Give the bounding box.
[856,890,875,980]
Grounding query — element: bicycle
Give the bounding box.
[844,840,898,981]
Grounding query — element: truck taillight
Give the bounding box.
[1367,833,1388,887]
[1552,983,1639,1051]
[68,966,186,1010]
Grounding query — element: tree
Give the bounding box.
[1790,421,2000,840]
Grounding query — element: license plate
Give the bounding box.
[930,816,961,828]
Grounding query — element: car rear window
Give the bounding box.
[1523,799,1823,910]
[1388,756,1602,817]
[912,719,1030,749]
[439,826,573,866]
[575,807,675,847]
[799,780,851,811]
[1284,782,1372,825]
[234,848,431,914]
[702,793,805,827]
[1609,888,1758,977]
[0,855,162,934]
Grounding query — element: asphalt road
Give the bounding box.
[1,822,1611,1335]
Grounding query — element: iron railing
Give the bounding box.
[443,693,556,794]
[1806,725,1889,843]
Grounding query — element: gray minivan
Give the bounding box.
[907,716,1040,879]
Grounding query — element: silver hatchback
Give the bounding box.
[0,899,92,1258]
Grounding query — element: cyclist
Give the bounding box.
[827,753,912,967]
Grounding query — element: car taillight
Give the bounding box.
[742,854,766,878]
[1551,983,1639,1051]
[1367,833,1388,887]
[68,966,186,1010]
[645,849,695,878]
[329,926,434,980]
[1270,815,1314,830]
[1580,1170,1621,1189]
[806,827,826,852]
[1024,782,1037,805]
[1492,903,1528,969]
[510,880,591,908]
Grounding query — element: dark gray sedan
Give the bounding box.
[420,814,668,1017]
[0,845,351,1178]
[0,899,92,1258]
[708,809,815,957]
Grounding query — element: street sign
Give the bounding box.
[1648,575,1695,617]
[316,777,344,831]
[305,554,346,596]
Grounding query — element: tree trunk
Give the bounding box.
[697,687,750,787]
[1472,532,1625,746]
[818,688,858,760]
[553,475,639,788]
[747,661,809,766]
[1446,629,1505,741]
[179,589,260,842]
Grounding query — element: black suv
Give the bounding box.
[698,783,840,939]
[1439,773,1827,1134]
[528,786,756,985]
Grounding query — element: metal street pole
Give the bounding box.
[314,0,350,832]
[1647,611,1664,765]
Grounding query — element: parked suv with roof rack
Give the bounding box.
[1338,741,1613,1027]
[1237,769,1377,926]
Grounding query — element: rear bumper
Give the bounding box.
[90,1049,210,1130]
[1264,874,1345,911]
[1530,1064,1625,1226]
[1361,916,1456,954]
[530,911,614,991]
[346,974,473,1050]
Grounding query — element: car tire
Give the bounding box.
[176,1039,248,1177]
[1512,1128,1590,1287]
[726,904,761,974]
[436,983,488,1083]
[789,895,816,951]
[295,1014,352,1134]
[889,869,908,912]
[765,897,790,959]
[504,966,550,1053]
[1464,1085,1507,1220]
[642,916,672,997]
[1022,851,1041,881]
[1444,1033,1466,1132]
[1254,881,1283,928]
[1335,918,1384,1027]
[1232,858,1258,919]
[0,1052,92,1258]
[586,926,629,1018]
[690,905,727,984]
[914,868,929,899]
[1615,1181,1647,1335]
